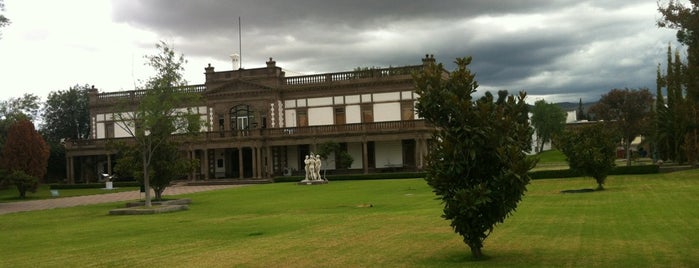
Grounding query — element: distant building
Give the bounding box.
[63,56,438,183]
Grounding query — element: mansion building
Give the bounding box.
[63,55,438,183]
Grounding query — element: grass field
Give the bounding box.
[1,169,698,267]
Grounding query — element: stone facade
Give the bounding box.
[63,56,437,183]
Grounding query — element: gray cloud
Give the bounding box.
[111,0,679,103]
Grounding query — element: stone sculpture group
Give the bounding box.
[301,153,326,183]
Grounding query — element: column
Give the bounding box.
[66,156,74,184]
[107,154,112,175]
[238,147,244,179]
[362,141,369,174]
[266,146,272,178]
[252,147,258,179]
[202,149,209,180]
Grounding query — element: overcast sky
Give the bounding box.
[0,0,683,104]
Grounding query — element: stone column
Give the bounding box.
[252,147,258,179]
[238,147,244,179]
[202,149,209,180]
[266,146,272,178]
[107,154,112,175]
[362,141,369,174]
[66,156,74,184]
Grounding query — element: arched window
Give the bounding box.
[230,105,255,131]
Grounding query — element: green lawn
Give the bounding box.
[1,170,698,267]
[0,185,139,203]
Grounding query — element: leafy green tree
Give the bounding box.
[557,123,618,190]
[316,141,354,171]
[589,88,654,166]
[658,1,699,166]
[530,99,567,153]
[414,57,535,259]
[113,41,202,207]
[1,120,50,198]
[658,0,699,102]
[115,140,197,200]
[41,84,91,182]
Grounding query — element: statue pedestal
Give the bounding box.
[297,180,328,185]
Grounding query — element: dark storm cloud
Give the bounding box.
[111,0,676,103]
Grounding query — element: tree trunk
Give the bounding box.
[625,140,632,166]
[470,245,483,259]
[142,151,152,208]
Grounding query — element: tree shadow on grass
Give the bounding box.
[560,188,596,194]
[419,248,532,266]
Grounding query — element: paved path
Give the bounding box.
[0,185,244,215]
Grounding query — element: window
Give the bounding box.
[297,109,308,127]
[401,101,414,120]
[361,105,373,123]
[334,107,346,125]
[105,122,115,138]
[230,105,255,131]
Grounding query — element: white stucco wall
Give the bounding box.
[373,102,401,122]
[308,107,334,126]
[375,140,403,167]
[346,105,361,124]
[285,109,297,127]
[347,142,363,169]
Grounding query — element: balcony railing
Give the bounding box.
[95,85,207,102]
[65,120,432,150]
[284,65,422,86]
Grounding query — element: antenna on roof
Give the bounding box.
[238,16,242,69]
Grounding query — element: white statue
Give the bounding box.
[303,155,311,181]
[308,154,317,180]
[314,154,322,180]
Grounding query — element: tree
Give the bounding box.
[316,141,354,171]
[658,0,699,102]
[41,84,91,143]
[589,88,654,166]
[576,98,587,121]
[113,41,201,207]
[530,99,567,153]
[0,94,42,164]
[1,120,50,198]
[557,123,618,190]
[657,1,699,165]
[0,0,10,37]
[41,84,91,182]
[414,57,535,259]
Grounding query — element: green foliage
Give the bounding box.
[531,99,567,153]
[557,123,618,190]
[41,84,91,182]
[3,170,37,198]
[316,141,354,169]
[41,84,91,142]
[413,56,535,258]
[113,41,202,206]
[114,141,196,200]
[589,88,654,166]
